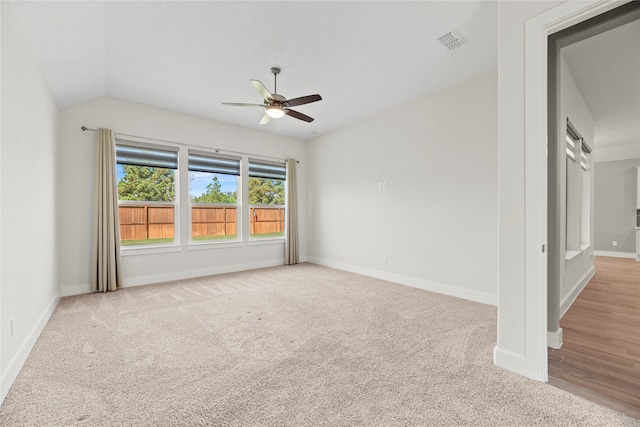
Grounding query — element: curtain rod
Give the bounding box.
[81,126,298,164]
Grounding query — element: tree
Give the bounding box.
[249,177,284,205]
[191,175,236,203]
[118,165,175,202]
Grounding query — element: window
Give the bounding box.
[116,142,179,246]
[248,159,286,239]
[580,140,592,248]
[580,140,591,172]
[566,126,578,162]
[565,120,592,255]
[189,151,240,241]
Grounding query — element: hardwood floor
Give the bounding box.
[548,256,640,419]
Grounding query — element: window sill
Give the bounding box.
[248,238,285,246]
[187,240,244,251]
[120,244,182,256]
[565,250,581,262]
[565,245,592,267]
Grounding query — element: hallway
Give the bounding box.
[548,256,640,419]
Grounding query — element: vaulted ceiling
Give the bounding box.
[8,1,639,147]
[562,18,640,148]
[9,1,499,140]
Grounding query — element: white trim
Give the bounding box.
[547,328,563,350]
[186,241,244,251]
[307,257,497,306]
[502,0,626,383]
[560,266,595,318]
[1,292,60,403]
[62,260,286,296]
[61,283,93,297]
[247,238,285,246]
[120,244,182,256]
[593,250,636,259]
[62,256,308,297]
[493,348,540,379]
[565,250,581,262]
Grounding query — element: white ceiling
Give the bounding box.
[562,18,640,148]
[9,0,499,140]
[9,1,638,146]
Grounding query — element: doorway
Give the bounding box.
[546,1,640,419]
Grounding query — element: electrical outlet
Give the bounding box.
[612,241,618,247]
[134,260,141,268]
[11,317,15,337]
[382,255,388,264]
[377,182,383,190]
[382,181,387,190]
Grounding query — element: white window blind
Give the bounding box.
[248,159,286,180]
[566,124,580,162]
[580,140,591,171]
[188,151,240,175]
[116,143,178,169]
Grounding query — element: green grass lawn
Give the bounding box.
[121,232,283,246]
[120,238,175,246]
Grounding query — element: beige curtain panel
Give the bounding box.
[91,128,122,292]
[285,158,299,265]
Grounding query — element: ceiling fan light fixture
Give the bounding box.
[266,105,285,118]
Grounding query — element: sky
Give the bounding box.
[116,165,237,198]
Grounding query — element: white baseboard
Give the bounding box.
[1,292,60,403]
[547,327,563,349]
[61,283,92,297]
[560,266,595,318]
[62,259,290,296]
[122,259,285,288]
[306,257,497,306]
[593,250,635,259]
[493,346,546,382]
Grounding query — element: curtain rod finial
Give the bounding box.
[81,126,87,131]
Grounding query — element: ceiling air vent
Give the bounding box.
[437,30,467,51]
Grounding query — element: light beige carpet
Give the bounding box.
[0,263,637,426]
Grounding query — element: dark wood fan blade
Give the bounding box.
[251,80,274,101]
[285,109,314,122]
[284,94,322,107]
[222,102,265,107]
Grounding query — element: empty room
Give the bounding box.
[1,1,638,425]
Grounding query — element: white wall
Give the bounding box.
[559,53,595,316]
[593,158,639,255]
[307,71,498,305]
[593,141,640,163]
[58,97,307,296]
[1,2,61,401]
[495,0,564,380]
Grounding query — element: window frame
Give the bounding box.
[115,138,180,250]
[247,159,287,241]
[188,150,242,245]
[564,121,592,259]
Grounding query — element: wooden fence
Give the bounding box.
[119,205,174,241]
[119,205,284,241]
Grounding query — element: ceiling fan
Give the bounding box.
[222,67,322,124]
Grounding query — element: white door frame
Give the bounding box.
[522,0,630,381]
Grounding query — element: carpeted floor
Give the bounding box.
[0,263,637,426]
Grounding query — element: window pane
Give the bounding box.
[249,177,285,239]
[190,171,238,241]
[117,164,176,246]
